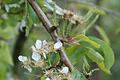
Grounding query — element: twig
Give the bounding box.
[27,0,74,71]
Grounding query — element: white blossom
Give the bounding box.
[35,40,42,49]
[18,55,28,63]
[60,67,69,74]
[54,41,62,49]
[31,45,37,52]
[24,65,32,72]
[43,40,47,46]
[35,40,48,50]
[46,77,51,80]
[32,52,41,62]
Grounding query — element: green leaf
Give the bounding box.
[98,62,111,75]
[0,61,7,80]
[28,4,39,24]
[0,27,14,40]
[66,45,86,64]
[85,47,104,63]
[84,14,99,32]
[0,41,13,65]
[96,26,110,45]
[36,0,44,7]
[72,69,87,80]
[75,34,100,48]
[89,37,115,70]
[40,76,46,80]
[84,47,111,74]
[49,52,60,66]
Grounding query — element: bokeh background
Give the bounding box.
[0,0,120,80]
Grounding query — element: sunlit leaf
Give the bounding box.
[75,34,100,48]
[98,62,111,75]
[89,37,115,70]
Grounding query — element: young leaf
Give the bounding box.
[85,47,104,63]
[96,26,110,45]
[89,37,115,70]
[98,62,111,75]
[66,45,87,64]
[75,34,100,48]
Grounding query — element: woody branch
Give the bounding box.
[27,0,74,71]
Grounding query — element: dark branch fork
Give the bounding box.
[27,0,74,71]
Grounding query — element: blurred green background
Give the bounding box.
[0,0,120,80]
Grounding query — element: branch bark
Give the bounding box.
[27,0,74,71]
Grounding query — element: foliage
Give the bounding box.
[0,0,119,80]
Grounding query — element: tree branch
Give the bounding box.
[27,0,74,71]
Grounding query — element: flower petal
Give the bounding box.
[54,41,62,49]
[31,45,37,52]
[43,40,47,46]
[61,67,69,74]
[35,40,42,49]
[18,55,27,63]
[32,52,41,62]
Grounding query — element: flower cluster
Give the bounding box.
[18,40,71,80]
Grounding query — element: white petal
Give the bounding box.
[18,55,27,63]
[24,65,32,72]
[61,67,69,74]
[35,40,42,49]
[54,41,62,49]
[43,40,47,46]
[31,45,37,52]
[32,52,41,62]
[46,77,51,80]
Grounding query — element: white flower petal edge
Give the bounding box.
[35,40,42,49]
[31,45,37,52]
[43,40,47,46]
[60,67,69,74]
[46,77,51,80]
[54,41,62,50]
[32,52,41,62]
[18,55,28,63]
